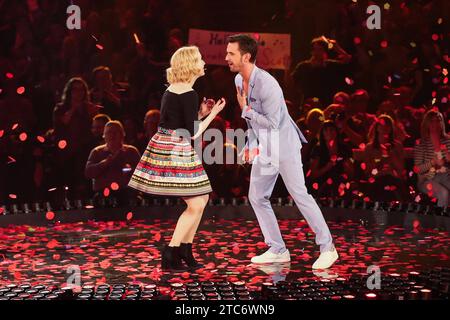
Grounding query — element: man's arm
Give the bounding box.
[240,79,281,130]
[85,149,112,179]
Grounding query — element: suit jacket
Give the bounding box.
[235,65,307,164]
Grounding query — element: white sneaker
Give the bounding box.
[312,249,339,269]
[251,249,290,264]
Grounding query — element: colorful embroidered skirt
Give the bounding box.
[128,127,212,197]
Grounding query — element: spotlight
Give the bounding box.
[231,198,238,206]
[84,199,94,209]
[11,204,20,214]
[22,203,32,214]
[44,202,52,212]
[32,202,42,212]
[219,198,226,206]
[164,198,172,206]
[139,198,149,207]
[74,200,83,210]
[286,197,294,206]
[63,199,72,210]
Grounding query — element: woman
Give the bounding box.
[309,120,354,198]
[52,77,99,199]
[414,110,450,207]
[128,46,226,271]
[363,114,410,202]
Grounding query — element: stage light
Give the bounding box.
[164,198,172,206]
[84,199,94,209]
[44,201,52,212]
[22,203,32,214]
[74,200,83,209]
[32,202,42,212]
[11,204,20,214]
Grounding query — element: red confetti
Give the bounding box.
[353,37,361,45]
[16,87,25,95]
[6,72,14,79]
[0,207,4,215]
[380,40,388,48]
[19,132,27,141]
[46,239,59,249]
[99,260,111,269]
[126,212,133,221]
[431,34,439,41]
[96,44,104,50]
[37,136,45,143]
[326,178,333,185]
[9,194,17,199]
[58,140,67,149]
[153,232,161,241]
[103,188,110,197]
[313,183,319,190]
[0,130,4,138]
[12,123,19,130]
[360,163,367,170]
[110,182,119,191]
[46,211,55,220]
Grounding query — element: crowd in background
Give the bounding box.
[0,0,449,208]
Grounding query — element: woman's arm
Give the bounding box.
[192,98,226,140]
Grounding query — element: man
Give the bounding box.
[225,34,338,269]
[291,36,351,107]
[85,120,141,205]
[91,113,111,148]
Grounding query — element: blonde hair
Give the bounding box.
[420,109,449,140]
[166,46,203,84]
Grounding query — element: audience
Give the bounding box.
[414,110,450,207]
[0,1,448,208]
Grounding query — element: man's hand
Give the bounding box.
[236,86,248,110]
[242,147,259,164]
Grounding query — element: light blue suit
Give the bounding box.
[235,65,334,254]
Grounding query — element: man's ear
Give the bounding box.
[243,52,251,63]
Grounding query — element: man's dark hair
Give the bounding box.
[227,34,258,63]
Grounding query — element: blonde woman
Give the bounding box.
[414,109,450,207]
[129,46,226,271]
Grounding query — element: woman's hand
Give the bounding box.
[211,98,226,115]
[198,97,215,119]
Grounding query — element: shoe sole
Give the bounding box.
[251,258,291,264]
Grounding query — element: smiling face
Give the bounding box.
[225,42,247,73]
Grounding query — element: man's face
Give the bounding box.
[103,126,124,149]
[91,119,106,138]
[225,42,245,73]
[311,43,327,61]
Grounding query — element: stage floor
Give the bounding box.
[1,216,448,296]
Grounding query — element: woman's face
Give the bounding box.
[323,126,337,142]
[197,55,206,77]
[429,116,442,135]
[377,121,392,140]
[71,82,86,103]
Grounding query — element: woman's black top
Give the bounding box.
[159,90,198,136]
